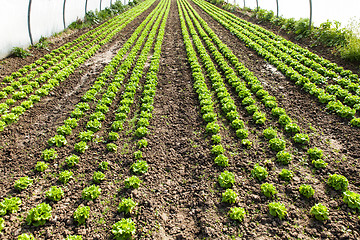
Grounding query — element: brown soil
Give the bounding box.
[0,0,359,239]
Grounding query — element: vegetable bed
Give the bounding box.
[0,0,359,239]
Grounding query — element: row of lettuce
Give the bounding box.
[0,0,156,133]
[192,0,360,127]
[179,0,360,225]
[0,0,170,239]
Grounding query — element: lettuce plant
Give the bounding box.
[343,191,360,210]
[118,198,137,214]
[310,203,329,221]
[82,185,101,200]
[26,203,52,226]
[236,129,248,139]
[65,155,80,167]
[131,160,148,175]
[276,151,292,164]
[263,127,277,140]
[278,114,292,126]
[73,206,90,225]
[78,131,94,142]
[214,154,229,167]
[17,233,36,240]
[328,174,348,191]
[279,169,294,181]
[293,133,310,144]
[205,122,220,134]
[65,235,82,240]
[211,144,225,156]
[86,120,102,132]
[222,189,237,204]
[261,183,277,198]
[112,218,136,240]
[93,171,105,183]
[106,143,117,152]
[268,202,287,220]
[99,161,109,171]
[48,135,67,147]
[74,141,88,154]
[284,123,300,133]
[299,184,315,198]
[218,171,235,188]
[134,126,148,137]
[251,164,268,181]
[269,138,286,152]
[59,170,73,184]
[134,150,143,159]
[35,161,48,172]
[108,132,119,141]
[228,207,245,221]
[137,139,148,149]
[124,176,142,189]
[307,147,323,160]
[14,177,33,191]
[45,186,64,201]
[0,217,3,232]
[56,125,72,136]
[0,197,21,215]
[312,159,328,169]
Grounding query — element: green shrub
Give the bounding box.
[261,183,277,198]
[310,203,329,221]
[299,184,315,198]
[11,47,32,58]
[228,207,245,221]
[73,206,90,225]
[268,202,287,220]
[26,203,52,226]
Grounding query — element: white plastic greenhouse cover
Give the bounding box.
[0,0,124,59]
[233,0,359,28]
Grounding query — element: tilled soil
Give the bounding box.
[0,0,360,239]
